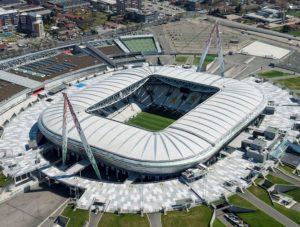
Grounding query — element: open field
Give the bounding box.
[228,194,284,227]
[61,204,89,227]
[161,205,213,227]
[127,112,175,131]
[98,213,149,227]
[258,70,290,79]
[248,185,300,225]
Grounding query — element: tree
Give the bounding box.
[235,4,242,14]
[281,25,290,33]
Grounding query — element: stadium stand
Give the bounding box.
[11,53,102,82]
[91,76,217,124]
[0,49,60,71]
[97,45,124,57]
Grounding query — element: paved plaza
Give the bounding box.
[0,183,68,227]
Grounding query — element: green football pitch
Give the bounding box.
[127,112,175,131]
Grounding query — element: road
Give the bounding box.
[239,191,299,227]
[147,213,162,227]
[206,16,300,43]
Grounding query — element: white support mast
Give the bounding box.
[196,22,225,78]
[62,93,102,180]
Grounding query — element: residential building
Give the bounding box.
[116,0,142,15]
[0,8,18,34]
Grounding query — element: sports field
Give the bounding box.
[127,112,175,131]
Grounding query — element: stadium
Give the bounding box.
[1,19,300,224]
[38,66,266,176]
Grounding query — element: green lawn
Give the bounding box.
[228,194,284,227]
[288,10,300,18]
[289,29,300,37]
[278,165,296,175]
[127,112,175,131]
[285,187,300,203]
[123,38,157,53]
[273,203,300,225]
[248,185,272,205]
[0,172,12,187]
[193,54,217,66]
[248,185,300,225]
[98,213,149,227]
[277,77,300,90]
[175,55,188,64]
[258,70,290,79]
[213,218,226,227]
[266,174,292,185]
[61,204,89,227]
[161,205,213,227]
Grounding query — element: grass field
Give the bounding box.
[266,174,292,185]
[123,38,157,53]
[248,185,272,205]
[193,54,217,66]
[213,218,226,227]
[61,204,89,227]
[288,10,300,18]
[98,213,149,227]
[278,165,299,178]
[127,112,175,131]
[175,55,188,64]
[285,187,300,203]
[248,185,300,225]
[289,29,300,37]
[161,205,213,227]
[277,77,300,90]
[228,195,284,227]
[258,70,290,79]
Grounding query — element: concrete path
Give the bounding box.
[272,170,300,187]
[147,213,162,227]
[239,191,299,227]
[292,203,300,212]
[215,210,234,227]
[89,212,103,227]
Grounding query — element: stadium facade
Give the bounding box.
[38,66,267,176]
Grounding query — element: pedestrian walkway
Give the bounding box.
[272,170,300,187]
[147,213,162,227]
[239,191,299,227]
[88,212,103,227]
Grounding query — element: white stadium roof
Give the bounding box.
[39,66,266,174]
